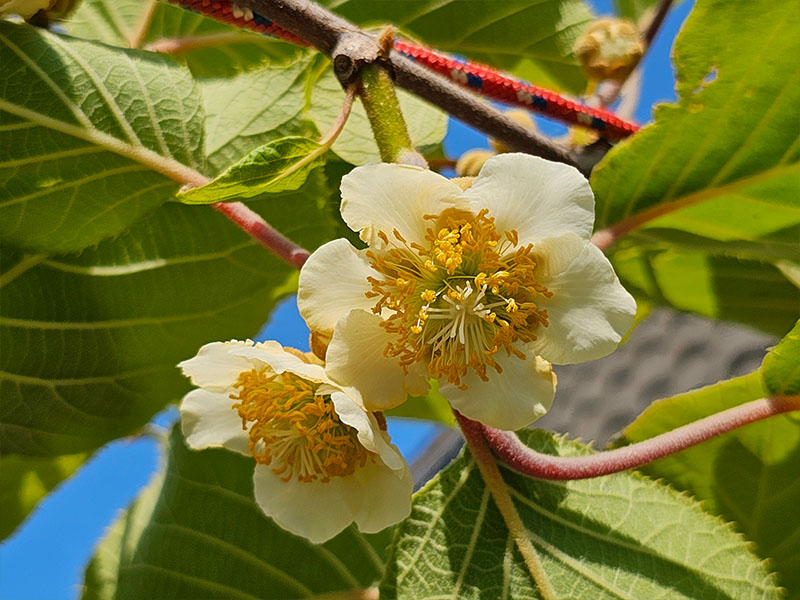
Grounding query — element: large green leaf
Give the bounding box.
[0,21,206,253]
[616,372,800,598]
[592,0,800,262]
[81,461,165,600]
[68,0,305,73]
[0,451,88,540]
[179,137,324,204]
[0,171,333,457]
[762,319,800,396]
[199,59,315,173]
[611,244,800,336]
[323,0,593,94]
[382,429,780,598]
[308,63,447,165]
[85,427,392,600]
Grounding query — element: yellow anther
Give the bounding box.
[424,259,437,272]
[483,312,497,323]
[396,278,409,287]
[418,308,429,321]
[474,272,488,287]
[377,230,389,244]
[506,298,519,312]
[410,325,423,334]
[420,289,437,303]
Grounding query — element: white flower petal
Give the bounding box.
[330,391,407,471]
[439,351,556,431]
[298,239,377,334]
[178,341,259,391]
[531,233,636,364]
[179,388,250,456]
[465,153,594,245]
[253,466,357,544]
[228,343,330,384]
[340,163,469,249]
[325,310,429,411]
[351,459,413,534]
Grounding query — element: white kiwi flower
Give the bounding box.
[298,153,636,430]
[178,340,412,544]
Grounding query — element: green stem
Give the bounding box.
[358,64,415,163]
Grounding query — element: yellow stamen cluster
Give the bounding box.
[231,368,372,483]
[364,208,552,388]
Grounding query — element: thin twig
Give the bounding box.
[239,0,588,173]
[212,202,310,268]
[480,395,800,480]
[643,0,676,49]
[456,412,558,600]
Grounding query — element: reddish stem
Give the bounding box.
[472,395,799,480]
[213,202,310,269]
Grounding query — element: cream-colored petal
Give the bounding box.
[351,459,413,534]
[178,340,258,391]
[531,233,636,364]
[465,153,594,245]
[252,466,357,544]
[228,343,331,385]
[298,239,377,334]
[439,351,556,431]
[340,163,469,249]
[179,389,250,456]
[325,310,429,411]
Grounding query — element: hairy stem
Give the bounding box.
[481,395,800,480]
[213,202,310,268]
[456,412,558,600]
[239,0,586,172]
[129,0,158,49]
[357,64,415,163]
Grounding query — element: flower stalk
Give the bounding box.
[455,411,557,600]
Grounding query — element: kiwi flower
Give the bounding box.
[178,340,412,544]
[298,153,636,430]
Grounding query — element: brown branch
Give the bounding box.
[643,0,675,49]
[239,0,589,174]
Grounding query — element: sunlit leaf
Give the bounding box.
[308,64,447,165]
[611,244,800,336]
[0,22,205,253]
[592,0,800,264]
[762,319,800,396]
[616,372,800,598]
[382,429,780,598]
[179,138,324,204]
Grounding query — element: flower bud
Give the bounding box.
[574,18,644,82]
[455,149,495,177]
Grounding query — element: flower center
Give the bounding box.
[365,208,552,388]
[230,368,372,483]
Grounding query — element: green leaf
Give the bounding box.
[199,59,315,173]
[0,451,88,540]
[386,379,456,426]
[0,22,206,253]
[762,319,800,396]
[68,0,306,73]
[308,64,447,165]
[611,244,800,336]
[322,0,593,94]
[0,171,333,457]
[91,427,391,600]
[591,0,800,262]
[81,461,165,600]
[179,138,324,204]
[382,429,780,599]
[616,372,800,598]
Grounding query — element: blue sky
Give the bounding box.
[0,2,692,598]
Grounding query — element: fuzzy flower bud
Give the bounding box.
[574,18,644,82]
